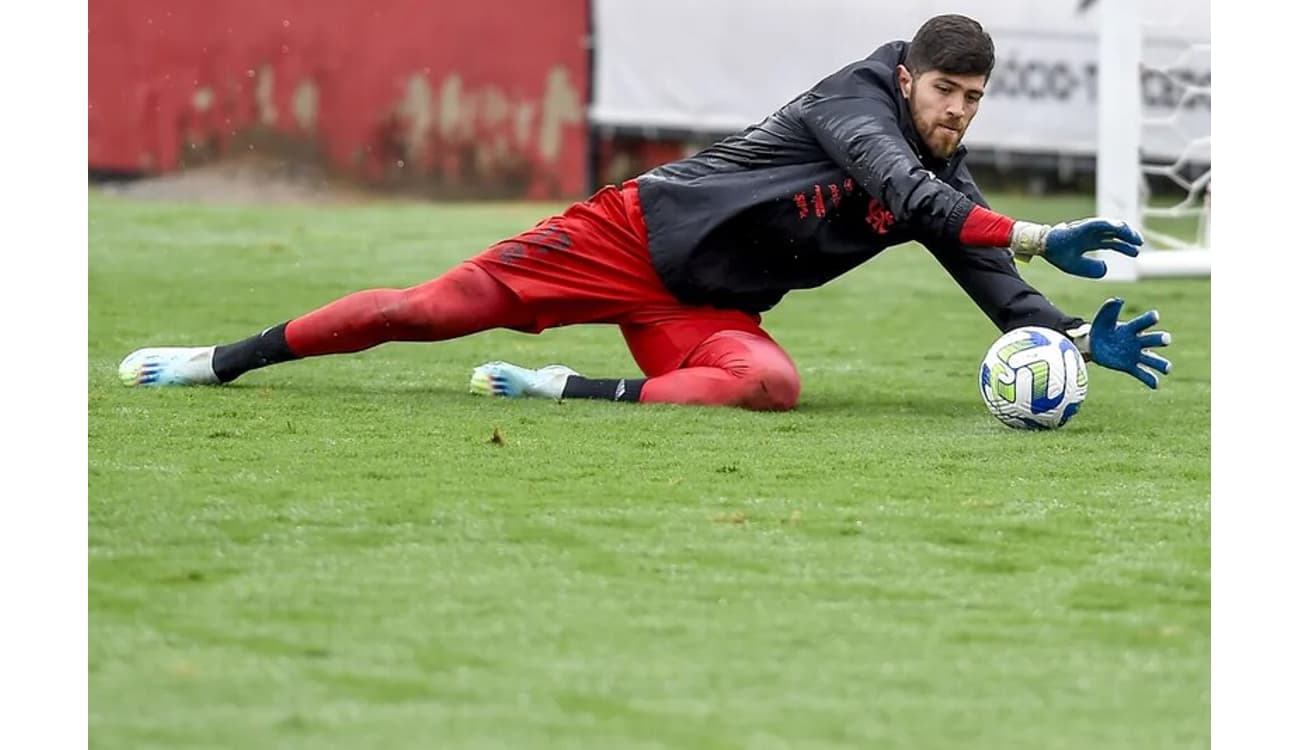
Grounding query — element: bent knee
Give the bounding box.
[737,363,801,411]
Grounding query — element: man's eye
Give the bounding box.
[936,86,952,94]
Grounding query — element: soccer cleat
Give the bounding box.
[469,361,579,400]
[118,346,220,387]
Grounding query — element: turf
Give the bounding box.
[88,188,1210,749]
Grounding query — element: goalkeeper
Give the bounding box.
[119,14,1172,410]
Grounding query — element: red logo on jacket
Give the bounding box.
[793,178,895,234]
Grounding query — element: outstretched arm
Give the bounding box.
[800,66,1142,277]
[924,171,1087,336]
[925,238,1091,339]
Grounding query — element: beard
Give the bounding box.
[925,123,962,159]
[904,90,963,159]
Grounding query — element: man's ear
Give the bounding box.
[896,64,912,98]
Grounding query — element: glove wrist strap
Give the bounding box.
[1066,323,1093,362]
[1009,221,1049,262]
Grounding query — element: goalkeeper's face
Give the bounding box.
[897,66,985,159]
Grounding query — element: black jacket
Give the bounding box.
[635,41,1084,334]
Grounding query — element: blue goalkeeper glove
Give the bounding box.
[1083,297,1173,389]
[1009,218,1144,279]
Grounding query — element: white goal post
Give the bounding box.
[1096,0,1211,280]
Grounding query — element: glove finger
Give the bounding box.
[1096,239,1141,258]
[1070,217,1107,232]
[1122,309,1160,333]
[1129,365,1160,390]
[1139,351,1172,374]
[1108,221,1145,246]
[1076,219,1117,241]
[1093,297,1124,329]
[1137,330,1172,348]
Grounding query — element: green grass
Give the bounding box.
[88,189,1210,750]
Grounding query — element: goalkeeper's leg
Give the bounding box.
[637,329,801,411]
[471,324,801,411]
[118,262,533,386]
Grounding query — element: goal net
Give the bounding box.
[1096,0,1210,280]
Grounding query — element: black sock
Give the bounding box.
[211,322,298,383]
[561,376,646,403]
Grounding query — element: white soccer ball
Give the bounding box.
[979,326,1088,430]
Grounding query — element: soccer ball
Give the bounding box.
[979,326,1088,430]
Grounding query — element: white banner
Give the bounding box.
[590,0,1209,161]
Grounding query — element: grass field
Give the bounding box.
[88,188,1210,749]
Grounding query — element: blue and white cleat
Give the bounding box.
[118,346,220,387]
[469,361,579,400]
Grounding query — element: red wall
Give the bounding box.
[88,0,590,198]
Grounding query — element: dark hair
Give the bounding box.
[904,14,995,79]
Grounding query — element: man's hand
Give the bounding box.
[1088,297,1172,389]
[1010,218,1144,279]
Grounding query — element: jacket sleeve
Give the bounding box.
[925,171,1086,335]
[799,67,976,245]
